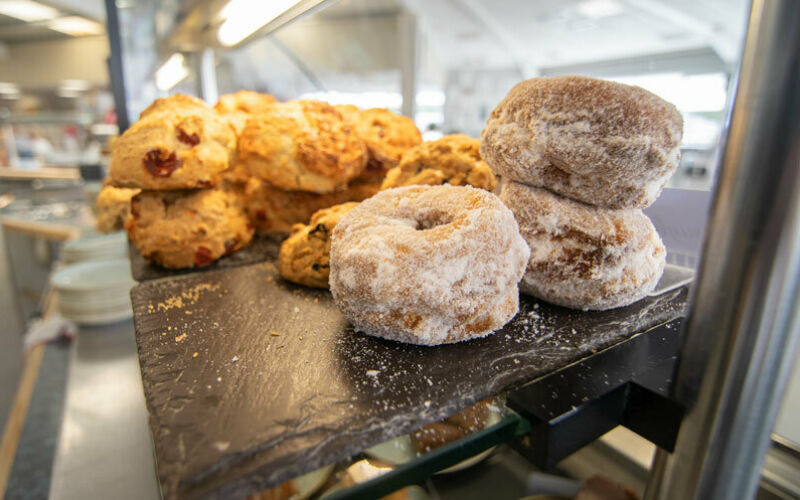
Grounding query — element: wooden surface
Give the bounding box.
[0,167,80,181]
[131,260,689,500]
[0,218,81,241]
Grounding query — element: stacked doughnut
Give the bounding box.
[240,101,422,235]
[278,133,498,289]
[481,76,683,310]
[108,94,254,269]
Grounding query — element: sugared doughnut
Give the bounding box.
[335,105,422,179]
[497,180,665,310]
[481,76,683,209]
[126,189,253,269]
[329,185,530,345]
[381,134,497,191]
[109,95,236,190]
[279,202,358,288]
[238,100,367,193]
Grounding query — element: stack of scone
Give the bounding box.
[108,94,254,269]
[278,133,498,288]
[239,101,422,237]
[481,76,683,310]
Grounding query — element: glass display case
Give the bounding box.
[103,1,800,499]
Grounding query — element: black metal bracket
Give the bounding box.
[507,320,685,469]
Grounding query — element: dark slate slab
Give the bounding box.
[128,235,282,282]
[131,261,688,500]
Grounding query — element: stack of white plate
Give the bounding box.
[62,232,128,264]
[52,259,136,325]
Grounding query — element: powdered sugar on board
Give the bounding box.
[130,260,688,500]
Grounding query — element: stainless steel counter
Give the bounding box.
[48,320,159,500]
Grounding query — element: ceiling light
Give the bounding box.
[0,82,19,94]
[0,0,59,22]
[576,0,624,19]
[57,89,80,98]
[217,0,301,47]
[48,16,104,36]
[155,53,189,91]
[60,79,90,92]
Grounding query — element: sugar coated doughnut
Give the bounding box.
[481,76,683,209]
[497,180,665,310]
[329,185,530,345]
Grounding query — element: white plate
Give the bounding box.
[59,305,133,325]
[63,249,128,264]
[51,259,134,292]
[58,299,132,315]
[59,292,131,306]
[365,405,501,474]
[63,232,126,252]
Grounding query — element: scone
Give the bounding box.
[497,180,666,310]
[336,105,422,179]
[95,185,140,233]
[246,480,298,500]
[126,189,253,269]
[278,203,358,288]
[381,134,497,191]
[238,100,367,193]
[109,94,236,190]
[244,178,379,235]
[481,76,683,209]
[411,399,491,453]
[214,90,278,134]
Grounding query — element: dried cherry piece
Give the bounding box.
[224,238,239,254]
[245,222,254,231]
[194,246,214,267]
[143,149,181,177]
[255,210,267,221]
[177,128,200,146]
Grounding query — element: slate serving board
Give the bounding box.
[131,260,688,500]
[128,235,282,282]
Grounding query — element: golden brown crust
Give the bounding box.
[126,189,253,269]
[214,91,278,135]
[238,100,367,193]
[411,399,491,453]
[497,180,665,310]
[381,134,497,191]
[244,177,380,235]
[109,94,236,190]
[95,185,140,233]
[278,202,359,288]
[246,480,298,500]
[336,106,422,179]
[214,90,277,115]
[481,76,683,209]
